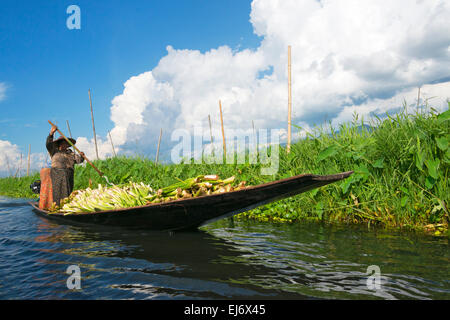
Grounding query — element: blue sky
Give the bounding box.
[0,0,259,156]
[1,0,449,175]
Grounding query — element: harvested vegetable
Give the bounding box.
[52,175,247,214]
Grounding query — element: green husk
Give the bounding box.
[54,174,246,214]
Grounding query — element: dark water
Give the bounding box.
[0,196,449,300]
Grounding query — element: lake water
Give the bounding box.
[0,196,448,300]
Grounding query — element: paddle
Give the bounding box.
[47,120,108,181]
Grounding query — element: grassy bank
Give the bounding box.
[1,106,449,235]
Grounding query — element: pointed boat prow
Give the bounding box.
[30,171,353,231]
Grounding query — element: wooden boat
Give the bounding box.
[30,171,353,231]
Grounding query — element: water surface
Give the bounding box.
[0,196,448,299]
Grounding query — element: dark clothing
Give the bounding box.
[46,134,84,169]
[50,168,75,206]
[46,134,84,206]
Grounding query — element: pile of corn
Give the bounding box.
[52,175,246,214]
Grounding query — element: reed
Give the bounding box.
[1,104,448,234]
[0,173,40,198]
[239,103,449,235]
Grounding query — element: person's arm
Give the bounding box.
[74,152,85,164]
[46,126,57,156]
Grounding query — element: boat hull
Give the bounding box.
[30,171,353,231]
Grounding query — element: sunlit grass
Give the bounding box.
[1,103,448,234]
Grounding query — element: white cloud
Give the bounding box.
[0,140,47,177]
[331,81,450,128]
[0,135,117,177]
[74,135,118,161]
[77,0,450,160]
[0,140,21,176]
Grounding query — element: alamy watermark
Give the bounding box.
[66,265,81,290]
[66,5,81,30]
[171,127,281,175]
[366,265,382,291]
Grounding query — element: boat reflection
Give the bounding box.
[33,214,311,299]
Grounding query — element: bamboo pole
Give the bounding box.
[66,120,73,139]
[14,153,22,178]
[108,130,116,157]
[219,100,226,159]
[88,89,99,160]
[287,45,292,153]
[27,144,31,176]
[20,153,23,177]
[156,128,162,164]
[48,120,104,176]
[55,120,59,138]
[4,155,11,177]
[416,86,421,109]
[252,120,259,159]
[208,114,214,156]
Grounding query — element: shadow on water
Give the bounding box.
[0,197,449,299]
[29,215,310,299]
[0,199,306,299]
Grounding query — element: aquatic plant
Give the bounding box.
[1,103,448,234]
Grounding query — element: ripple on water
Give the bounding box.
[0,197,449,299]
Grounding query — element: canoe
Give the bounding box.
[30,171,353,231]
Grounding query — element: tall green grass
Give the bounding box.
[246,105,449,234]
[1,105,448,233]
[0,173,40,198]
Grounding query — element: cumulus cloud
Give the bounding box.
[0,135,116,177]
[331,81,450,128]
[74,136,117,161]
[0,139,47,177]
[79,0,450,160]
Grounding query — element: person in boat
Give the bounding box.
[46,124,85,206]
